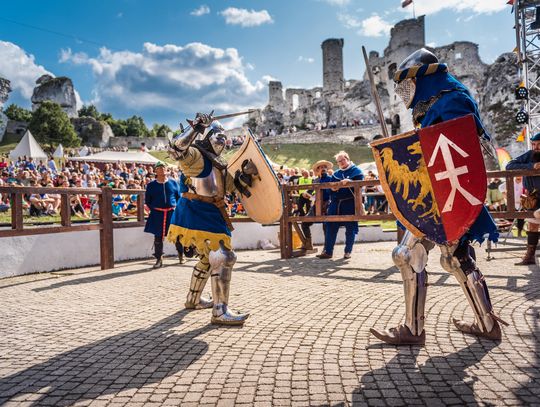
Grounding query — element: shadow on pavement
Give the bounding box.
[352,341,498,406]
[0,310,211,406]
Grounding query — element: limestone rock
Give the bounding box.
[71,117,113,147]
[0,77,12,142]
[32,75,78,118]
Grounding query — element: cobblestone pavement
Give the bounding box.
[0,240,539,406]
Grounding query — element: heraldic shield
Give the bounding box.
[371,114,486,244]
[227,128,283,224]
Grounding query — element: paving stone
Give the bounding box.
[0,241,538,406]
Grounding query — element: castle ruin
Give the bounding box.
[253,15,522,156]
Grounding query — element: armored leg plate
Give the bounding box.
[185,264,213,309]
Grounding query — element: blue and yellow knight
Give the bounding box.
[371,48,507,345]
[167,113,253,326]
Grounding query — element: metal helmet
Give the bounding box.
[394,48,440,108]
[396,48,439,80]
[206,120,227,155]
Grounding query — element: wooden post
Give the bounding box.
[506,176,515,212]
[315,189,322,217]
[354,184,364,216]
[137,192,145,222]
[99,187,114,270]
[60,194,71,227]
[10,192,23,230]
[279,187,293,259]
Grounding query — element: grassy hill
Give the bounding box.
[150,143,375,169]
[0,133,23,155]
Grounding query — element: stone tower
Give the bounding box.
[268,81,284,107]
[322,38,344,93]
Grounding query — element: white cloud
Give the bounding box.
[399,0,507,15]
[0,41,51,101]
[191,5,210,17]
[338,13,392,37]
[298,56,315,63]
[220,8,273,27]
[359,15,393,37]
[60,42,268,117]
[337,13,362,29]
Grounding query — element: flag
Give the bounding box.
[507,0,514,5]
[401,0,413,7]
[517,126,527,142]
[519,80,525,88]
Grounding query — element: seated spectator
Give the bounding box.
[486,178,506,211]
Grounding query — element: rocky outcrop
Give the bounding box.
[71,117,113,147]
[32,75,78,118]
[480,53,523,157]
[0,77,12,142]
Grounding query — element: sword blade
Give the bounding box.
[362,46,389,138]
[213,109,257,121]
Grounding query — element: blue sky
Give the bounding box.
[0,0,514,128]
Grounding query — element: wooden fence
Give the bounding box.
[278,169,540,259]
[1,168,538,267]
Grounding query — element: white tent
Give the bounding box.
[79,146,89,157]
[8,130,48,161]
[68,151,160,165]
[52,143,64,158]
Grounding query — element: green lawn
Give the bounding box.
[150,143,375,169]
[0,133,23,155]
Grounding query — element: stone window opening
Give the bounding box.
[455,52,462,60]
[292,94,299,111]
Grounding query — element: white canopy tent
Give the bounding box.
[78,146,89,157]
[68,151,160,165]
[52,143,64,158]
[8,130,48,161]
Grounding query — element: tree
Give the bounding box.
[125,115,149,138]
[78,104,101,119]
[107,119,128,138]
[28,101,80,148]
[149,123,172,138]
[4,104,32,122]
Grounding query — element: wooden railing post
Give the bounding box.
[280,186,293,259]
[99,187,114,270]
[137,192,145,222]
[10,192,23,230]
[60,194,71,227]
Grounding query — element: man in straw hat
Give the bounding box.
[299,160,334,251]
[144,161,185,268]
[316,151,364,260]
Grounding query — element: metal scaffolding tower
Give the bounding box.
[515,0,540,149]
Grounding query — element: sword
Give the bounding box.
[362,46,389,138]
[213,109,258,121]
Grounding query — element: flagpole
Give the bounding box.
[413,0,416,19]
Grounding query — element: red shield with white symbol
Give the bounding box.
[418,114,486,243]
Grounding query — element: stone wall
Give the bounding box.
[259,124,385,145]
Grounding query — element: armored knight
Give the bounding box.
[370,49,507,345]
[167,113,254,326]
